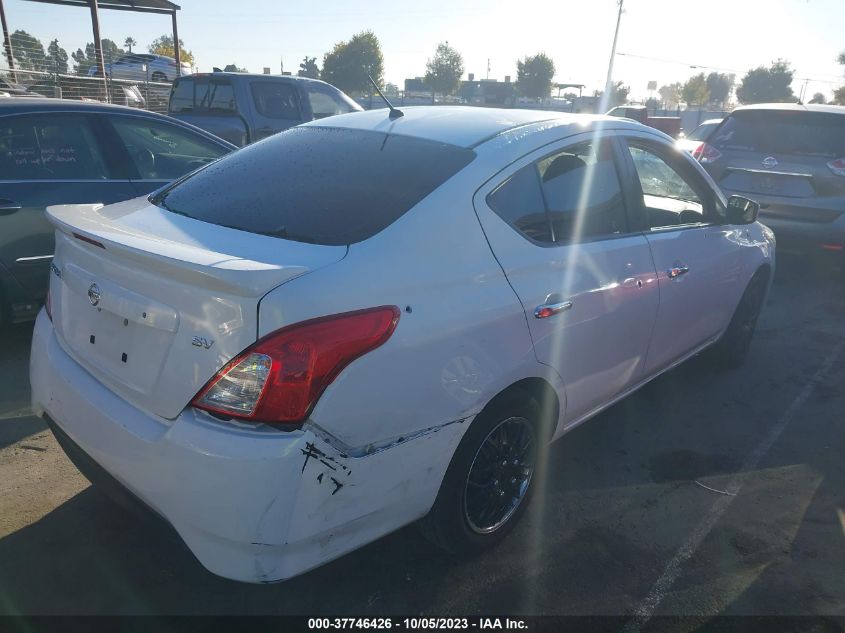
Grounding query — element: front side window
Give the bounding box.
[109,117,228,180]
[251,82,301,120]
[487,138,628,245]
[0,114,108,180]
[626,143,709,229]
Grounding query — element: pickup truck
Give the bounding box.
[167,72,362,146]
[607,105,682,138]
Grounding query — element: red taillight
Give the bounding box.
[692,142,722,164]
[45,288,52,321]
[827,158,845,177]
[192,306,400,425]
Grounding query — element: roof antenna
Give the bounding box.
[368,74,403,120]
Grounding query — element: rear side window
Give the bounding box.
[486,139,627,244]
[487,165,552,243]
[711,110,845,157]
[0,114,109,180]
[169,79,236,114]
[251,82,301,119]
[153,127,475,245]
[169,79,195,113]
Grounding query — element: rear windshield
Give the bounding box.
[152,126,475,245]
[711,110,845,157]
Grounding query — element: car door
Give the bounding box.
[473,133,659,425]
[618,134,747,375]
[102,114,232,195]
[0,112,138,315]
[248,80,304,140]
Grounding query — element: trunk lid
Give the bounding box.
[47,196,347,420]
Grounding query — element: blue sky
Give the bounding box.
[6,0,845,99]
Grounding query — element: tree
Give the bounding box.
[10,30,46,71]
[705,72,734,108]
[298,56,319,79]
[124,37,137,53]
[595,81,629,108]
[71,39,123,75]
[46,39,69,75]
[835,51,845,105]
[148,34,194,66]
[321,30,384,95]
[384,82,399,97]
[658,82,682,108]
[516,52,555,99]
[736,59,795,104]
[425,41,464,97]
[223,63,247,72]
[682,73,710,107]
[809,92,826,104]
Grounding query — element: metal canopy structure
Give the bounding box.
[0,0,182,81]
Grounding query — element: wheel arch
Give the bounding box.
[475,376,561,442]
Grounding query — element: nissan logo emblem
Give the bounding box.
[88,283,101,307]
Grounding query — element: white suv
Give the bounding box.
[30,107,775,583]
[88,53,192,83]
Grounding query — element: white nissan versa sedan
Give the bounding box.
[30,106,774,583]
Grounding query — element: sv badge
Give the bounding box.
[191,336,215,350]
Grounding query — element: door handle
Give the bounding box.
[667,265,690,279]
[0,199,22,215]
[534,298,573,319]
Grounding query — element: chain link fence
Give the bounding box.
[1,39,175,114]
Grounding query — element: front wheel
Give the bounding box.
[420,392,544,554]
[710,272,767,369]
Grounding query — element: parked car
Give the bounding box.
[676,118,723,154]
[607,104,682,138]
[0,99,234,325]
[31,106,773,583]
[26,76,147,108]
[167,72,363,146]
[695,103,845,263]
[0,77,43,97]
[88,53,192,83]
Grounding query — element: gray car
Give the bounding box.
[698,103,845,264]
[0,99,234,325]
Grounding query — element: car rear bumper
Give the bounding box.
[29,310,462,582]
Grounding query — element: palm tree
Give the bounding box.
[124,37,137,53]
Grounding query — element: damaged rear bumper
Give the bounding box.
[29,310,467,583]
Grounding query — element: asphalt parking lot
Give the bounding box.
[1,255,843,622]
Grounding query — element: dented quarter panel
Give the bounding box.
[258,160,565,449]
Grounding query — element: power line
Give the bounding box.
[617,51,843,86]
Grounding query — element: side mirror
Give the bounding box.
[726,195,759,225]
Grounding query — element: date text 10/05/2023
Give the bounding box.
[307,618,528,630]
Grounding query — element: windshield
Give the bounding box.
[153,126,475,245]
[687,120,720,142]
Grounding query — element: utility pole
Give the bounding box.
[599,0,624,114]
[487,58,490,80]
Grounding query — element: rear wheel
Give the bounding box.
[420,392,545,554]
[710,271,767,369]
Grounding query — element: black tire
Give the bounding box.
[419,391,547,555]
[710,271,767,369]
